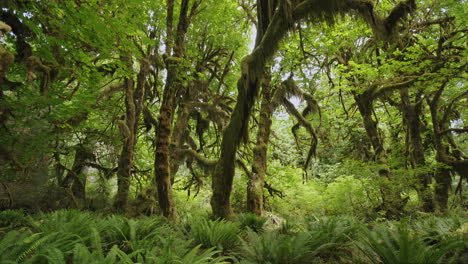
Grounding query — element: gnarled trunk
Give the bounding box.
[169,98,192,179]
[114,59,149,212]
[61,144,93,207]
[154,0,199,221]
[248,77,272,216]
[400,88,434,212]
[154,69,178,220]
[434,167,451,213]
[354,92,405,218]
[114,78,137,212]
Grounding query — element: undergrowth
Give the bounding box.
[0,209,466,264]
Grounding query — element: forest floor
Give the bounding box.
[0,209,467,264]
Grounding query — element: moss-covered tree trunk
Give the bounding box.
[114,58,149,212]
[248,76,272,216]
[114,78,137,212]
[154,0,193,221]
[354,92,405,218]
[60,144,94,207]
[169,96,192,179]
[245,0,274,217]
[210,0,374,219]
[154,66,179,220]
[427,86,453,213]
[400,88,434,212]
[0,182,75,210]
[434,167,451,212]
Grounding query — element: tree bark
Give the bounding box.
[354,91,405,218]
[247,76,272,216]
[60,144,93,207]
[114,57,149,212]
[169,95,192,179]
[153,0,193,221]
[154,65,179,220]
[426,84,454,213]
[434,167,451,213]
[400,88,434,212]
[114,78,137,212]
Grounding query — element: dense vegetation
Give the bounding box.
[0,0,466,263]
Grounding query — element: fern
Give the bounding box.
[179,245,231,264]
[356,223,467,264]
[239,230,314,264]
[190,217,240,253]
[16,232,57,263]
[305,216,358,259]
[38,248,66,264]
[0,230,26,261]
[28,209,100,246]
[0,209,27,228]
[237,213,267,233]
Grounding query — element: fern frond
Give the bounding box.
[16,232,57,263]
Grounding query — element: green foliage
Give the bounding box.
[152,245,231,264]
[411,215,465,244]
[0,210,466,263]
[239,230,314,264]
[0,209,27,228]
[238,216,359,264]
[355,223,467,264]
[189,217,241,253]
[321,175,381,217]
[305,216,358,251]
[268,173,381,219]
[0,210,235,263]
[0,3,466,264]
[237,213,267,233]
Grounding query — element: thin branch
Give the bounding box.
[439,128,468,136]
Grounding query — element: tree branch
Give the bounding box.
[178,148,217,168]
[439,128,468,136]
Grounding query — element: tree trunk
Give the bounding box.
[68,146,87,205]
[153,0,194,221]
[114,57,149,212]
[426,86,454,214]
[114,78,137,212]
[0,182,75,210]
[247,76,272,216]
[354,92,405,218]
[170,97,191,179]
[154,68,178,220]
[434,167,451,213]
[211,0,280,219]
[400,88,434,212]
[60,143,94,208]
